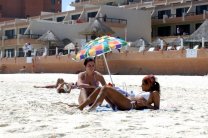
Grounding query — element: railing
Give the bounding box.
[152,11,208,22]
[97,17,127,24]
[0,47,78,58]
[1,34,43,47]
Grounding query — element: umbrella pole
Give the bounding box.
[103,54,113,84]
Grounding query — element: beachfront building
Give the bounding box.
[1,0,208,75]
[71,0,208,40]
[0,5,151,58]
[0,0,61,21]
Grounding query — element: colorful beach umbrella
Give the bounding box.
[74,36,128,83]
[75,36,127,60]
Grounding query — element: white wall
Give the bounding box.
[100,5,152,42]
[29,20,89,44]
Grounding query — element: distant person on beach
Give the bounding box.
[77,57,106,105]
[78,75,160,111]
[27,42,33,57]
[23,43,28,57]
[34,78,77,93]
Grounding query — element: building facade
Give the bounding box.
[0,0,61,20]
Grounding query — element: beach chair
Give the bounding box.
[148,47,155,52]
[167,46,172,50]
[139,46,145,52]
[176,46,182,50]
[193,45,199,49]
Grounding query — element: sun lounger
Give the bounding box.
[176,46,182,50]
[193,45,199,49]
[139,46,145,52]
[148,47,155,52]
[167,46,172,50]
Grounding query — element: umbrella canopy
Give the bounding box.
[186,19,208,42]
[75,36,127,60]
[74,35,128,84]
[79,19,115,36]
[38,30,59,41]
[168,37,184,46]
[64,43,75,50]
[131,38,149,47]
[151,37,167,47]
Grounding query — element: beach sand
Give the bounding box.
[0,74,208,138]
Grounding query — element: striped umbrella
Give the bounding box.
[74,36,128,83]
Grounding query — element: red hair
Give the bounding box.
[143,74,156,85]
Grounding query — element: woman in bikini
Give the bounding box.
[77,57,106,105]
[78,75,160,111]
[34,78,77,93]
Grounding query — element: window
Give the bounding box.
[5,30,15,39]
[19,28,27,35]
[51,0,55,5]
[4,49,14,57]
[158,26,171,36]
[71,14,80,20]
[158,10,171,19]
[87,11,98,21]
[176,7,189,17]
[18,48,24,57]
[196,5,208,15]
[57,16,65,22]
[195,23,202,30]
[176,24,190,35]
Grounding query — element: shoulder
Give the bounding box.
[151,91,160,97]
[78,72,85,77]
[94,71,103,76]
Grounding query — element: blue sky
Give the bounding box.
[62,0,75,12]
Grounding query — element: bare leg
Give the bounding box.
[34,84,56,88]
[78,87,101,110]
[78,88,88,105]
[89,86,132,111]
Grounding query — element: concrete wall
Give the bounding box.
[1,49,208,75]
[100,6,152,42]
[29,20,89,44]
[0,0,61,19]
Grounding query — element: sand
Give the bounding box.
[0,74,208,138]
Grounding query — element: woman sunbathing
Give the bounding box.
[34,78,77,93]
[78,75,160,111]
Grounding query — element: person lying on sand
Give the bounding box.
[34,78,77,93]
[77,57,106,105]
[78,75,160,111]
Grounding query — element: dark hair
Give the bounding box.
[150,81,160,93]
[143,76,160,93]
[84,57,95,66]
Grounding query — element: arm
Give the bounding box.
[34,84,56,88]
[95,71,106,86]
[146,91,160,110]
[56,83,64,92]
[77,73,97,89]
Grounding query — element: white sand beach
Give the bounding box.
[0,74,208,138]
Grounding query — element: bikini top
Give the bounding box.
[84,72,99,87]
[138,92,150,101]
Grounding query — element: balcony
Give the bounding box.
[70,0,115,7]
[1,34,42,47]
[152,12,208,25]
